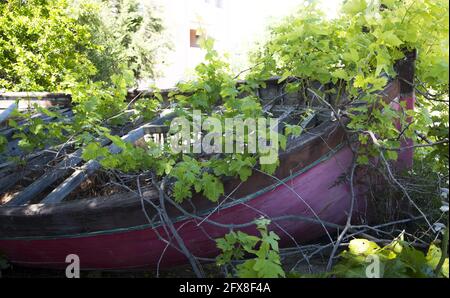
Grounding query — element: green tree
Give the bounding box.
[0,0,167,91]
[73,0,168,84]
[0,0,97,91]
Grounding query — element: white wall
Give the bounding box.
[147,0,341,88]
[149,0,232,88]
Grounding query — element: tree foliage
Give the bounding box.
[0,0,167,91]
[73,0,168,83]
[0,0,97,91]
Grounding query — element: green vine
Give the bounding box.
[216,218,286,278]
[251,0,448,167]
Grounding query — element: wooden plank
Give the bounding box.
[0,99,70,111]
[3,110,109,206]
[0,110,75,167]
[41,115,174,204]
[0,153,55,195]
[0,103,17,124]
[0,109,73,141]
[0,91,71,99]
[0,92,71,111]
[3,150,85,206]
[4,113,172,206]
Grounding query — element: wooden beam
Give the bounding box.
[0,153,55,195]
[1,108,72,137]
[0,91,71,99]
[0,92,71,110]
[41,114,174,204]
[3,150,85,206]
[0,103,17,124]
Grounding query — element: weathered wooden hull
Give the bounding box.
[0,77,411,270]
[0,144,360,270]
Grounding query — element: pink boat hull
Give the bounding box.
[0,146,364,270]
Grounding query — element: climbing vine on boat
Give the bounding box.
[250,0,448,168]
[77,0,449,203]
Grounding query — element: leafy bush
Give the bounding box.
[333,235,448,278]
[0,0,167,91]
[0,0,97,91]
[73,0,168,83]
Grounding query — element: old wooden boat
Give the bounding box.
[0,57,415,270]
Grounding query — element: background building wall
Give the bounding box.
[147,0,340,88]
